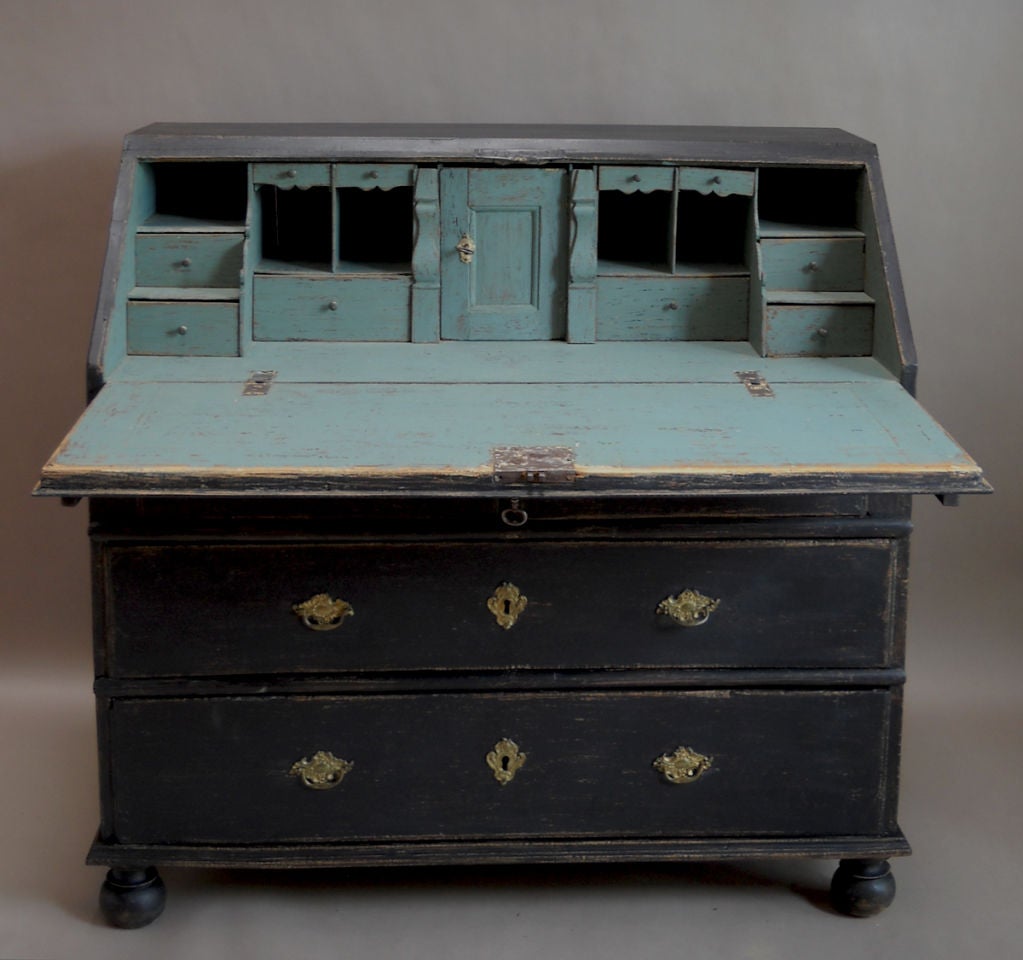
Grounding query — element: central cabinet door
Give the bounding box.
[441,168,569,339]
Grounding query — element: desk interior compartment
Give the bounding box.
[140,161,248,231]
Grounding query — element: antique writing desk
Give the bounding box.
[37,125,988,927]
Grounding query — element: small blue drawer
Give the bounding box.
[253,276,411,341]
[135,234,243,288]
[763,301,874,356]
[761,238,864,292]
[598,166,674,193]
[678,167,755,197]
[334,164,415,190]
[597,276,749,341]
[127,301,239,356]
[252,163,331,188]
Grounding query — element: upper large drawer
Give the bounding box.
[102,539,899,677]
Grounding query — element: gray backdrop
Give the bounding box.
[1,2,1019,957]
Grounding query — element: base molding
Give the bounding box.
[88,832,911,870]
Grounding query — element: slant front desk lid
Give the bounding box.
[36,124,987,498]
[38,343,985,497]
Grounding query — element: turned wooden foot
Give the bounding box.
[830,859,896,917]
[99,867,166,928]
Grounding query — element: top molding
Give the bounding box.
[125,123,879,165]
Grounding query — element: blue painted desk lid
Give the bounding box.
[37,343,987,498]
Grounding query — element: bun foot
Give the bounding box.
[830,858,896,917]
[99,867,166,928]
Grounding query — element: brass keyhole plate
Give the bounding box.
[487,582,527,629]
[486,738,526,785]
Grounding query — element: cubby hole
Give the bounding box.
[146,162,247,228]
[337,187,414,272]
[758,167,862,234]
[597,190,673,273]
[675,192,750,271]
[259,186,332,270]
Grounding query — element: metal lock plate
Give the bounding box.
[492,446,576,485]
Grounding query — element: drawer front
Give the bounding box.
[596,276,748,340]
[598,166,674,193]
[108,690,893,844]
[252,162,331,188]
[334,163,415,190]
[105,540,897,677]
[764,303,874,356]
[760,238,864,292]
[135,233,244,288]
[678,167,755,197]
[126,301,239,356]
[252,275,411,341]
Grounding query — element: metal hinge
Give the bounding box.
[242,370,277,396]
[736,370,774,397]
[492,446,576,484]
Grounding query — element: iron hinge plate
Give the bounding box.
[242,370,277,396]
[736,370,774,397]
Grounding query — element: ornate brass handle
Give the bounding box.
[653,745,712,784]
[289,750,353,790]
[657,589,719,627]
[456,233,476,263]
[486,738,526,785]
[293,593,354,631]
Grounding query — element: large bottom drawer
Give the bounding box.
[106,690,895,844]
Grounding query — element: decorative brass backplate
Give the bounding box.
[653,746,712,784]
[487,582,527,630]
[293,593,354,631]
[486,738,526,785]
[289,750,354,790]
[657,589,720,627]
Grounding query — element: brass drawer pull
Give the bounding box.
[290,750,353,790]
[487,582,527,629]
[657,589,720,627]
[292,593,354,631]
[486,738,526,785]
[653,745,712,784]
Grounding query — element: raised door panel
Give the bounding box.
[440,168,568,339]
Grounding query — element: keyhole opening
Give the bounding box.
[501,755,510,771]
[503,599,512,616]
